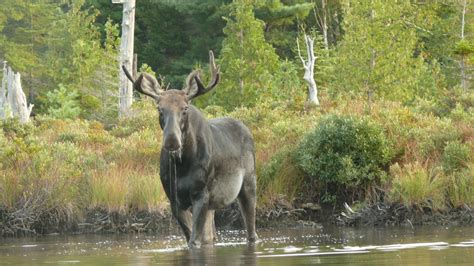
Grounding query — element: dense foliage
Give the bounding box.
[295,115,392,203]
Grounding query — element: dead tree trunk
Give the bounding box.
[0,62,33,123]
[114,0,136,118]
[297,34,320,106]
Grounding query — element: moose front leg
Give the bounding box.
[188,191,210,248]
[171,205,193,242]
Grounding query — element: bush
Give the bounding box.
[442,141,471,174]
[295,115,392,202]
[110,100,160,138]
[0,118,35,139]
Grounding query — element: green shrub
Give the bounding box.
[442,141,471,174]
[110,101,160,138]
[417,118,462,161]
[57,132,84,143]
[0,118,35,139]
[295,115,392,202]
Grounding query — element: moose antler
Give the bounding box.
[122,65,163,100]
[183,51,220,100]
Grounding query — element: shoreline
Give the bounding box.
[2,202,473,237]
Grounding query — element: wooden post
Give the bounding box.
[113,0,136,118]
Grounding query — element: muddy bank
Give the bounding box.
[334,203,474,227]
[0,201,323,236]
[2,201,473,236]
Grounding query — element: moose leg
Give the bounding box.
[189,191,210,248]
[171,205,193,242]
[200,210,215,245]
[238,175,258,243]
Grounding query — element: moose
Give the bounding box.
[122,51,257,248]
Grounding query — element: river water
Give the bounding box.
[1,225,473,265]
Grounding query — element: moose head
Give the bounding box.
[122,51,220,154]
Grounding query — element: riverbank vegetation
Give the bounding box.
[1,0,473,234]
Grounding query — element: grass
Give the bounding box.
[447,163,474,208]
[389,162,446,210]
[0,105,167,234]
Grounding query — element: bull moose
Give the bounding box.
[122,51,257,248]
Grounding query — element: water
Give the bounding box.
[1,226,474,265]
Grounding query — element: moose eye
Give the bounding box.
[183,106,189,115]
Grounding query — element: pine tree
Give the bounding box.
[213,0,282,109]
[254,0,313,58]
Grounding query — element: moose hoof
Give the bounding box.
[188,240,199,249]
[248,235,258,244]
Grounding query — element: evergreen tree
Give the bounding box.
[334,0,438,103]
[212,0,283,109]
[0,1,63,98]
[0,1,120,119]
[254,0,313,58]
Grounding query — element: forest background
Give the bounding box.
[0,0,473,234]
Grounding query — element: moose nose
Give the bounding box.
[164,136,181,151]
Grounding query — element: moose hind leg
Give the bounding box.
[200,210,216,245]
[237,175,258,243]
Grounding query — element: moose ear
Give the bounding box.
[122,65,163,100]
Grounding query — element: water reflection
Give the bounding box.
[149,243,257,265]
[0,226,474,265]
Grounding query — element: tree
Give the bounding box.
[297,34,319,105]
[113,0,136,118]
[212,0,284,109]
[254,0,313,58]
[455,0,473,91]
[0,1,120,120]
[416,1,473,91]
[334,0,438,103]
[0,1,63,99]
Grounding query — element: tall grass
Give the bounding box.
[389,162,446,210]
